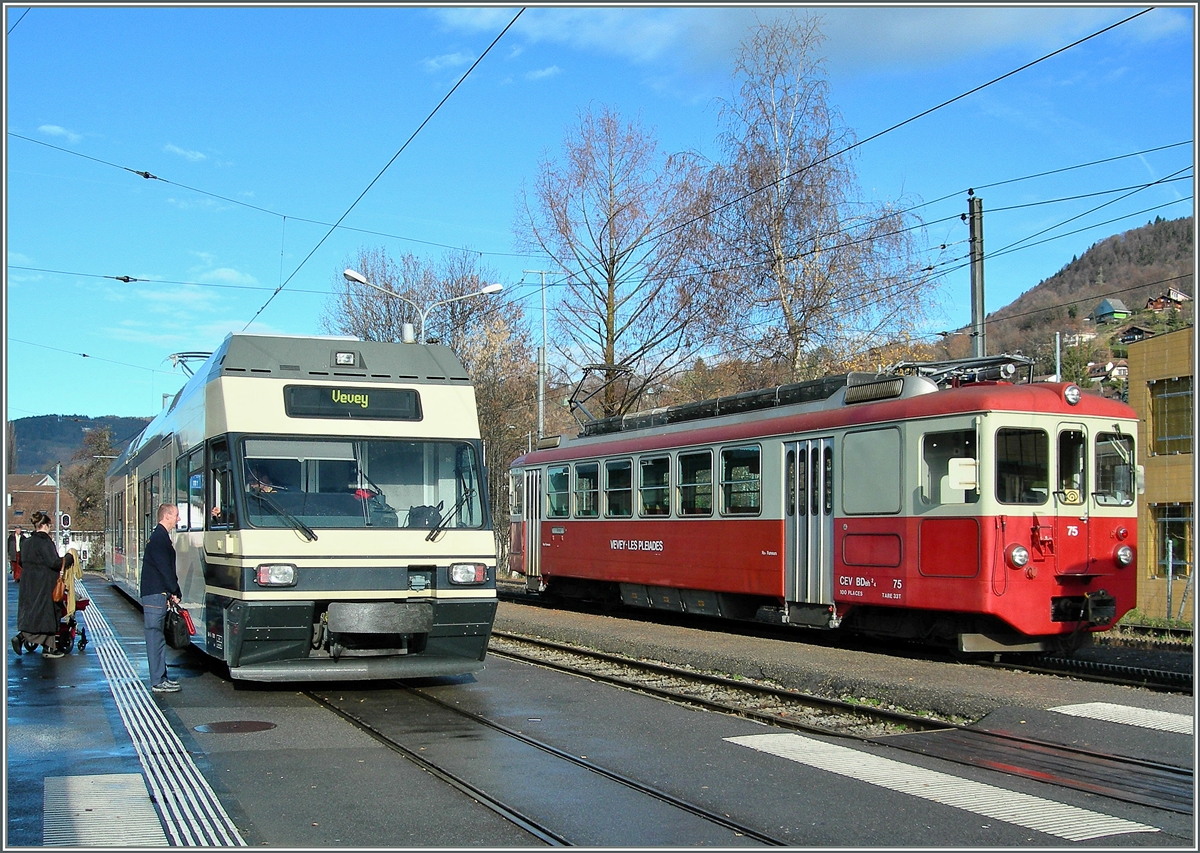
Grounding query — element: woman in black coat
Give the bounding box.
[12,511,69,658]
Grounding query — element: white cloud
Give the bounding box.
[164,143,207,162]
[197,267,259,287]
[421,52,474,73]
[434,6,1175,80]
[7,250,33,266]
[38,124,82,144]
[525,65,560,81]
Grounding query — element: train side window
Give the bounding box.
[574,462,599,518]
[843,428,900,515]
[1094,432,1135,507]
[678,451,713,516]
[921,429,979,505]
[174,457,190,531]
[639,456,670,517]
[509,471,525,521]
[187,448,206,531]
[721,445,761,516]
[546,465,570,518]
[996,428,1048,505]
[605,459,633,518]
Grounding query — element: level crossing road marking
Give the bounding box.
[725,732,1160,842]
[1049,702,1194,734]
[79,582,247,846]
[43,774,168,847]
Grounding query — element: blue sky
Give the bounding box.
[4,4,1195,422]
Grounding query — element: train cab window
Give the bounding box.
[1057,429,1087,506]
[921,429,979,505]
[574,462,599,518]
[995,428,1048,505]
[209,439,236,528]
[721,445,761,515]
[639,456,670,517]
[1095,433,1135,507]
[605,459,633,518]
[678,451,713,516]
[546,465,570,518]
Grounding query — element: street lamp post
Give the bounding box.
[342,269,502,345]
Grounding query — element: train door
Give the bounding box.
[783,438,834,607]
[1054,425,1090,575]
[523,468,542,593]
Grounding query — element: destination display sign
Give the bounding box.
[284,385,421,420]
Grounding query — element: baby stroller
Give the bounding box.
[55,554,90,654]
[56,596,90,653]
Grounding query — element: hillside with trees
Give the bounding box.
[973,215,1193,373]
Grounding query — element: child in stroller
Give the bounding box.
[54,547,89,653]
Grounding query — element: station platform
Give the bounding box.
[4,573,244,847]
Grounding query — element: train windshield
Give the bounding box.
[237,437,486,530]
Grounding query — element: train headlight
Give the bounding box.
[255,563,297,586]
[449,563,487,584]
[1114,545,1134,567]
[1063,384,1082,405]
[1005,544,1031,569]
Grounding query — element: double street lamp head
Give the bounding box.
[341,269,503,344]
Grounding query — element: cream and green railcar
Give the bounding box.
[105,333,497,681]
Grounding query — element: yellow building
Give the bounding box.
[1126,326,1195,624]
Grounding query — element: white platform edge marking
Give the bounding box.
[726,732,1160,842]
[78,582,247,846]
[43,773,168,847]
[1050,702,1195,734]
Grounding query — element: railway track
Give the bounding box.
[304,683,795,846]
[488,630,1193,817]
[986,654,1193,694]
[498,584,1193,693]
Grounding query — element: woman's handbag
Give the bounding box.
[51,572,66,604]
[164,600,193,649]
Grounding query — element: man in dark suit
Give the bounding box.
[141,503,182,694]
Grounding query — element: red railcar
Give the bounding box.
[508,357,1142,653]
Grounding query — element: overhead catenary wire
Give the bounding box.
[240,7,525,330]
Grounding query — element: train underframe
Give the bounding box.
[204,595,497,681]
[535,576,1104,656]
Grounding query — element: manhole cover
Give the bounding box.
[194,720,277,733]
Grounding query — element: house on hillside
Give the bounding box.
[1064,330,1097,347]
[5,472,79,534]
[1146,288,1192,312]
[1120,326,1155,345]
[1093,298,1131,324]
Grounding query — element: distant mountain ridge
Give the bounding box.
[8,415,150,475]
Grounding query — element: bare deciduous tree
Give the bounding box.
[60,425,118,534]
[706,13,942,380]
[517,105,714,418]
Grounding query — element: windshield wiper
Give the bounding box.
[425,489,475,542]
[251,491,318,541]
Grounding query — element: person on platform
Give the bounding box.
[141,503,182,694]
[7,525,26,582]
[11,512,70,659]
